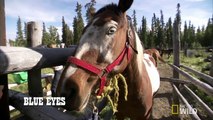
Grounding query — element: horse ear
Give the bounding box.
[118,0,133,12]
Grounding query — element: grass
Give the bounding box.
[180,52,210,74]
[9,68,53,119]
[167,50,210,74]
[167,49,209,68]
[166,50,213,111]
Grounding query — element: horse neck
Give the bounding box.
[123,31,144,87]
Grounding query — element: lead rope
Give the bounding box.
[96,73,128,114]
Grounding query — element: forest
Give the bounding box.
[9,0,213,49]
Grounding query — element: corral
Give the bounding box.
[0,0,213,120]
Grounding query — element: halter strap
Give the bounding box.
[67,43,131,96]
[67,15,138,96]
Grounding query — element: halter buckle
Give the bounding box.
[98,69,107,78]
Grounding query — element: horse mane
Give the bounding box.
[94,3,123,17]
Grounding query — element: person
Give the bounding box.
[51,66,63,96]
[47,43,64,97]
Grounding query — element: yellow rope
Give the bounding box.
[97,73,128,114]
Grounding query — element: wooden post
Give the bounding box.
[27,22,42,47]
[172,19,180,118]
[27,22,43,96]
[173,15,181,82]
[0,0,6,46]
[0,0,10,119]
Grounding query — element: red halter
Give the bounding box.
[67,43,132,96]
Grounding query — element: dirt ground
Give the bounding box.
[152,63,174,120]
[151,63,191,120]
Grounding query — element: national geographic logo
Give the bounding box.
[171,104,179,114]
[172,104,197,115]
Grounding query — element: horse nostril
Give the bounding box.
[68,88,76,99]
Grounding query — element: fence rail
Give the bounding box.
[160,77,191,84]
[166,63,213,120]
[183,85,213,118]
[172,84,201,120]
[180,64,213,86]
[0,46,76,74]
[168,63,213,97]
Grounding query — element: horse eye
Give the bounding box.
[107,27,116,35]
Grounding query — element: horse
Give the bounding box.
[56,0,160,119]
[159,48,173,59]
[144,48,166,67]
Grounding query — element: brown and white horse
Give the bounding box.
[56,0,160,119]
[144,48,166,67]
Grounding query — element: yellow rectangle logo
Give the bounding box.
[171,104,179,114]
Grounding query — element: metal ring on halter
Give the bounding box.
[92,102,99,115]
[97,69,107,79]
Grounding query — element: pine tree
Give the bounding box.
[62,16,73,46]
[149,13,157,48]
[165,18,173,49]
[67,28,74,46]
[16,16,23,40]
[183,21,196,48]
[173,3,181,49]
[148,31,155,48]
[189,24,196,48]
[15,16,25,46]
[42,22,47,33]
[48,26,59,45]
[73,2,84,44]
[157,10,165,48]
[24,22,27,41]
[151,13,157,34]
[198,25,206,46]
[73,16,78,44]
[132,10,137,31]
[160,10,165,28]
[141,16,148,48]
[42,24,60,46]
[204,18,213,47]
[155,18,160,47]
[85,0,96,23]
[195,26,203,47]
[151,13,159,47]
[42,22,50,45]
[62,16,67,44]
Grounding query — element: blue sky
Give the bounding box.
[5,0,213,41]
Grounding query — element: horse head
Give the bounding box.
[56,0,135,111]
